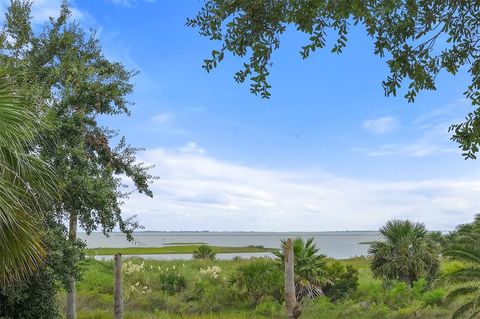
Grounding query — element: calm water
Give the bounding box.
[81,231,381,260]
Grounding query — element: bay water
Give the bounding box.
[80,231,381,260]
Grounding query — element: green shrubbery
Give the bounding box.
[72,224,467,319]
[229,259,284,306]
[72,257,456,319]
[0,222,84,319]
[192,245,216,260]
[323,261,359,302]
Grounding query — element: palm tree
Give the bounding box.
[0,72,58,286]
[369,220,440,287]
[274,237,328,301]
[442,214,480,319]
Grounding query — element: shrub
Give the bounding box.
[421,289,445,306]
[0,268,61,319]
[355,280,386,304]
[193,245,216,260]
[411,278,428,299]
[181,265,231,314]
[386,282,411,308]
[0,221,83,319]
[323,262,359,302]
[158,271,187,295]
[229,259,283,305]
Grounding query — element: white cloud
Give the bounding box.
[179,142,205,154]
[151,113,171,124]
[121,144,480,232]
[357,99,472,157]
[363,116,399,135]
[106,0,155,7]
[31,0,84,23]
[0,0,92,26]
[145,111,189,136]
[357,122,458,157]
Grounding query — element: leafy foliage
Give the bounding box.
[369,220,440,286]
[0,1,155,316]
[229,259,283,305]
[159,271,188,295]
[193,245,217,260]
[188,0,480,158]
[323,261,359,302]
[0,70,58,286]
[0,220,84,319]
[443,213,480,319]
[73,258,451,318]
[0,1,155,241]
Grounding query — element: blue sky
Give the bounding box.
[2,0,479,231]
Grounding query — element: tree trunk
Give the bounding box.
[285,238,301,319]
[66,213,77,319]
[114,254,123,319]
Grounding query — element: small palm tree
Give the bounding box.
[193,244,216,260]
[369,220,440,287]
[0,73,58,285]
[443,214,480,318]
[274,237,328,301]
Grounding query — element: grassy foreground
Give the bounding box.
[71,257,459,319]
[87,245,274,255]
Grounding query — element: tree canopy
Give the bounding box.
[1,1,155,316]
[0,1,155,239]
[187,0,480,159]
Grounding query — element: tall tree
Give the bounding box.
[369,220,440,286]
[188,0,480,159]
[1,1,155,317]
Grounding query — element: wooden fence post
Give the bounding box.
[114,254,123,319]
[285,238,301,318]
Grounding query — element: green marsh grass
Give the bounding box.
[72,257,460,318]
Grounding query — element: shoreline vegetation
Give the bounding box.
[87,245,275,256]
[72,256,457,319]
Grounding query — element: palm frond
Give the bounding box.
[0,71,59,286]
[441,214,480,318]
[445,246,480,264]
[446,285,480,302]
[451,300,477,319]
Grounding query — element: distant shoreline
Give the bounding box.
[80,230,381,233]
[87,245,275,256]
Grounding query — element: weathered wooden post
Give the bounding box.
[285,238,301,319]
[114,254,123,319]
